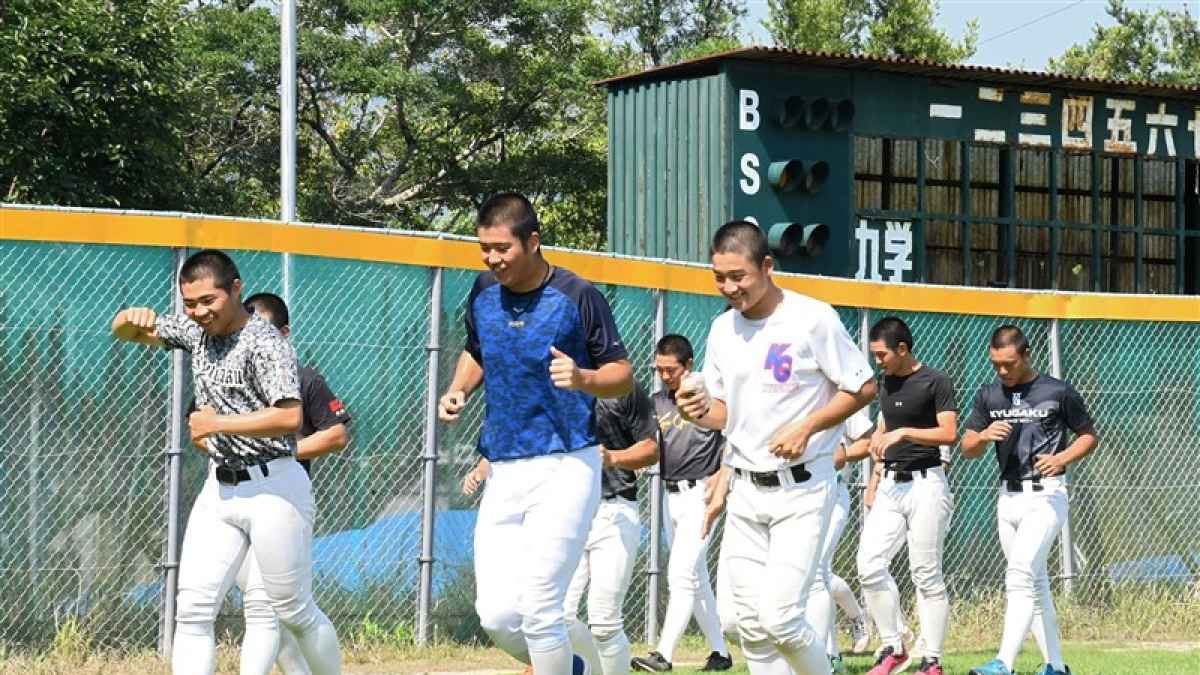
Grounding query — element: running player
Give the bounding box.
[439,192,633,675]
[465,380,659,675]
[111,250,341,675]
[235,293,351,675]
[856,317,957,675]
[682,221,876,675]
[631,334,733,673]
[964,326,1098,675]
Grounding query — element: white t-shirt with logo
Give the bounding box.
[702,289,873,472]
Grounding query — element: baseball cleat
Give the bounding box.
[699,651,733,671]
[867,646,910,675]
[968,658,1013,675]
[916,657,943,675]
[851,617,871,653]
[572,654,589,675]
[1036,666,1071,675]
[630,651,672,672]
[830,654,847,674]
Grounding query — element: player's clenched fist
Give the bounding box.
[438,390,467,423]
[769,420,813,459]
[549,346,583,390]
[189,405,219,446]
[676,372,710,421]
[979,420,1012,443]
[112,306,159,342]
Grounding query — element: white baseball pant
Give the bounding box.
[474,446,601,675]
[172,457,341,675]
[656,478,728,662]
[856,467,953,659]
[812,481,850,657]
[239,546,312,675]
[563,497,640,675]
[724,461,835,675]
[994,477,1068,672]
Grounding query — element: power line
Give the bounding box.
[979,0,1088,45]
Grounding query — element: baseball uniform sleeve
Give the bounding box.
[1061,382,1095,434]
[249,335,302,407]
[154,313,200,352]
[933,370,958,414]
[843,408,874,441]
[701,331,726,401]
[964,385,990,432]
[629,383,658,443]
[579,285,628,366]
[464,275,485,363]
[304,370,351,431]
[811,305,874,393]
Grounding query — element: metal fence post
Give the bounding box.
[417,266,444,645]
[1048,317,1075,594]
[160,248,188,657]
[646,289,666,645]
[857,308,872,487]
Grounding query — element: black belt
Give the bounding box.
[603,488,637,502]
[216,462,269,486]
[883,457,941,483]
[664,479,699,493]
[735,464,811,488]
[1005,477,1044,492]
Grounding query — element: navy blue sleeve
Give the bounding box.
[965,385,990,431]
[1061,382,1095,434]
[464,274,487,363]
[579,285,628,366]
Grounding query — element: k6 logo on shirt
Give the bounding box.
[764,343,793,383]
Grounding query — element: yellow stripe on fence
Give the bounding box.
[3,206,1198,322]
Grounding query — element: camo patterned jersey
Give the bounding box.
[156,312,300,469]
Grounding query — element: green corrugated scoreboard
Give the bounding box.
[603,49,1200,294]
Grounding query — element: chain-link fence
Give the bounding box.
[1,211,1198,653]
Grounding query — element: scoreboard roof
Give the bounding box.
[595,46,1200,101]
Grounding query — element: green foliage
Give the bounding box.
[765,0,977,63]
[1048,0,1200,85]
[0,0,196,208]
[602,0,746,67]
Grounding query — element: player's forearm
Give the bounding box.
[578,359,633,398]
[692,398,727,430]
[898,423,957,447]
[801,382,877,435]
[960,431,989,458]
[1057,431,1098,467]
[449,351,485,397]
[296,424,349,460]
[843,437,872,463]
[215,402,302,438]
[608,439,659,470]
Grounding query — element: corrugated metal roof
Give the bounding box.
[595,46,1200,100]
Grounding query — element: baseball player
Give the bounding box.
[464,380,659,675]
[631,334,733,673]
[439,192,633,675]
[234,293,351,675]
[964,326,1098,675]
[680,221,876,675]
[111,249,342,675]
[854,317,957,675]
[820,411,875,674]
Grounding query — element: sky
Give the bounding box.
[741,1,1197,71]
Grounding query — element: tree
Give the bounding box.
[181,0,626,246]
[1048,0,1200,85]
[766,0,977,63]
[602,0,746,67]
[0,0,197,208]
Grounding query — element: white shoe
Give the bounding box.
[851,617,871,654]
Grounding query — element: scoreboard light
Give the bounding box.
[767,159,829,193]
[768,222,830,258]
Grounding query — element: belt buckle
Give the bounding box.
[751,471,780,488]
[215,465,239,486]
